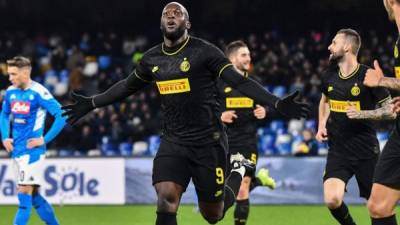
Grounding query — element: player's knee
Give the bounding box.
[18,185,33,195]
[367,199,393,218]
[324,195,342,209]
[199,203,224,224]
[202,211,223,224]
[157,191,180,212]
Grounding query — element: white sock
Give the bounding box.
[231,166,245,178]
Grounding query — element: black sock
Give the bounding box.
[250,177,262,192]
[372,215,397,225]
[156,212,177,225]
[223,171,243,214]
[329,202,356,225]
[234,199,250,225]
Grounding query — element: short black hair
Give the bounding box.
[337,28,361,55]
[225,40,248,58]
[7,56,31,69]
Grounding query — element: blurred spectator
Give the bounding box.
[76,124,98,154]
[293,129,319,156]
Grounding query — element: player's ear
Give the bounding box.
[343,43,351,53]
[23,67,31,77]
[186,21,191,30]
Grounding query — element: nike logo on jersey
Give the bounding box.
[214,190,223,197]
[152,66,159,73]
[11,101,31,114]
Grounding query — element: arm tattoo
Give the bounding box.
[352,98,396,120]
[379,77,400,91]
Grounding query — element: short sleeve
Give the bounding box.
[134,55,154,83]
[319,72,328,96]
[371,87,391,106]
[37,90,63,117]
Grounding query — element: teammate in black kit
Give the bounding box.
[316,29,394,225]
[363,1,400,224]
[62,2,310,225]
[218,40,276,225]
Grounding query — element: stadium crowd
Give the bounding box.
[0,29,395,156]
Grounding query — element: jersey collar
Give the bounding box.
[18,80,33,91]
[162,36,191,56]
[338,64,360,80]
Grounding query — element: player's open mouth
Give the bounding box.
[167,21,176,28]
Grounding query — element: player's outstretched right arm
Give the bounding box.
[62,71,150,125]
[315,93,329,143]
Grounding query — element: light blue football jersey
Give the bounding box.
[1,81,65,158]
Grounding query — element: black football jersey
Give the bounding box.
[320,64,390,160]
[134,36,231,145]
[218,75,260,149]
[392,35,400,131]
[393,35,400,80]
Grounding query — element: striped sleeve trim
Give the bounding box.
[378,95,391,104]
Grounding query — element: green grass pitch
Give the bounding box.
[2,205,400,225]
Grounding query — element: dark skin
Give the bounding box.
[160,2,191,47]
[155,2,225,224]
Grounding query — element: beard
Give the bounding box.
[236,63,249,73]
[161,24,186,42]
[329,50,345,66]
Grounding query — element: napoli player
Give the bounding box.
[0,56,66,225]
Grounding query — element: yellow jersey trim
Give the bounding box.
[395,66,400,78]
[339,64,360,80]
[218,64,233,77]
[378,96,391,104]
[134,70,152,83]
[161,36,191,56]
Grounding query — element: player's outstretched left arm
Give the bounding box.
[62,70,150,125]
[346,97,396,120]
[220,66,310,119]
[364,60,400,90]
